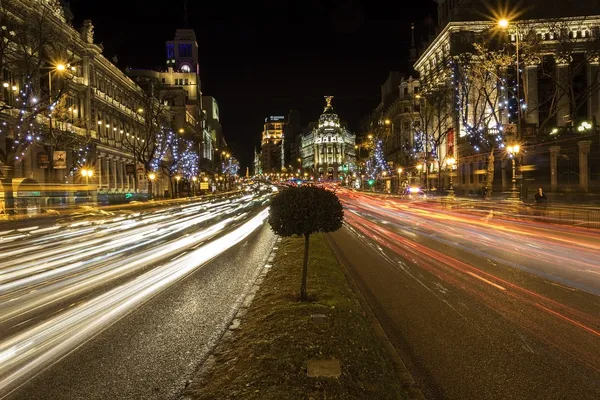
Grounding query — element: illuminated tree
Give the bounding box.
[364,139,391,180]
[0,3,74,213]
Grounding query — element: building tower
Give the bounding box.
[260,116,287,174]
[408,23,417,69]
[300,96,356,180]
[166,29,199,75]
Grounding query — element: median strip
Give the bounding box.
[182,233,408,399]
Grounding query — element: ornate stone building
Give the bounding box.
[300,97,356,180]
[0,0,170,213]
[260,115,286,175]
[415,13,600,196]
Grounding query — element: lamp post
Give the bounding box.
[506,144,520,201]
[499,18,522,141]
[397,167,403,193]
[416,163,423,186]
[148,172,156,199]
[81,168,93,203]
[414,93,430,193]
[192,176,197,196]
[47,63,66,177]
[175,175,181,198]
[446,157,456,197]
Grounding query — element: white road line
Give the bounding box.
[466,271,506,291]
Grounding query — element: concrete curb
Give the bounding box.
[180,236,281,398]
[325,234,426,400]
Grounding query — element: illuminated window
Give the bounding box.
[181,64,191,73]
[178,44,192,57]
[166,44,174,59]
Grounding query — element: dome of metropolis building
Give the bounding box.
[300,96,356,180]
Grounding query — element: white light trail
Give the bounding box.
[0,207,269,397]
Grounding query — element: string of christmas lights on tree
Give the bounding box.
[364,139,391,179]
[221,157,239,175]
[449,50,524,154]
[150,128,173,172]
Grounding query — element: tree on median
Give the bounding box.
[268,186,344,301]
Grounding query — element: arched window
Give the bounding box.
[181,64,191,73]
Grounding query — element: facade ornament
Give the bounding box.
[324,96,334,112]
[523,53,541,67]
[555,53,572,66]
[37,0,66,22]
[81,20,95,44]
[588,52,600,64]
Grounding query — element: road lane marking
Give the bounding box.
[466,271,506,291]
[171,251,188,261]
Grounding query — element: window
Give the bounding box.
[178,44,192,57]
[181,64,191,73]
[166,44,174,59]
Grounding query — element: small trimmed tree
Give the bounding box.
[268,186,344,301]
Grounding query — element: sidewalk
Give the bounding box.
[181,234,412,400]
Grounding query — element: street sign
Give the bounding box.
[125,164,135,175]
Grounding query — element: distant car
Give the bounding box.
[402,186,426,199]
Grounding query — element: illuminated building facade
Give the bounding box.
[300,96,356,180]
[260,116,286,174]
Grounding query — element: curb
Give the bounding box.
[325,234,426,400]
[180,235,281,398]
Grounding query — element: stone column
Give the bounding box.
[549,146,560,192]
[555,55,572,127]
[578,140,592,191]
[524,61,540,126]
[96,156,103,189]
[118,160,124,190]
[112,159,118,190]
[588,57,600,127]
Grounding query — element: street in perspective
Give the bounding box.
[1,0,600,399]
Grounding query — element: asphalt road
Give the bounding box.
[0,191,276,399]
[327,189,600,400]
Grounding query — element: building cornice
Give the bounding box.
[415,15,600,72]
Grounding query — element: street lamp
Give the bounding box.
[506,144,520,200]
[446,157,456,197]
[148,172,156,198]
[48,63,67,173]
[416,163,423,186]
[397,167,403,193]
[175,175,181,197]
[81,167,94,203]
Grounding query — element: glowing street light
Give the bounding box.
[81,168,94,203]
[446,157,456,197]
[506,144,521,201]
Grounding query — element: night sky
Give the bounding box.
[69,0,437,169]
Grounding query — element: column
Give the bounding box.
[118,160,124,190]
[549,146,560,192]
[112,158,117,191]
[578,140,592,192]
[96,156,103,190]
[105,157,111,191]
[524,62,539,126]
[555,56,572,127]
[587,57,600,126]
